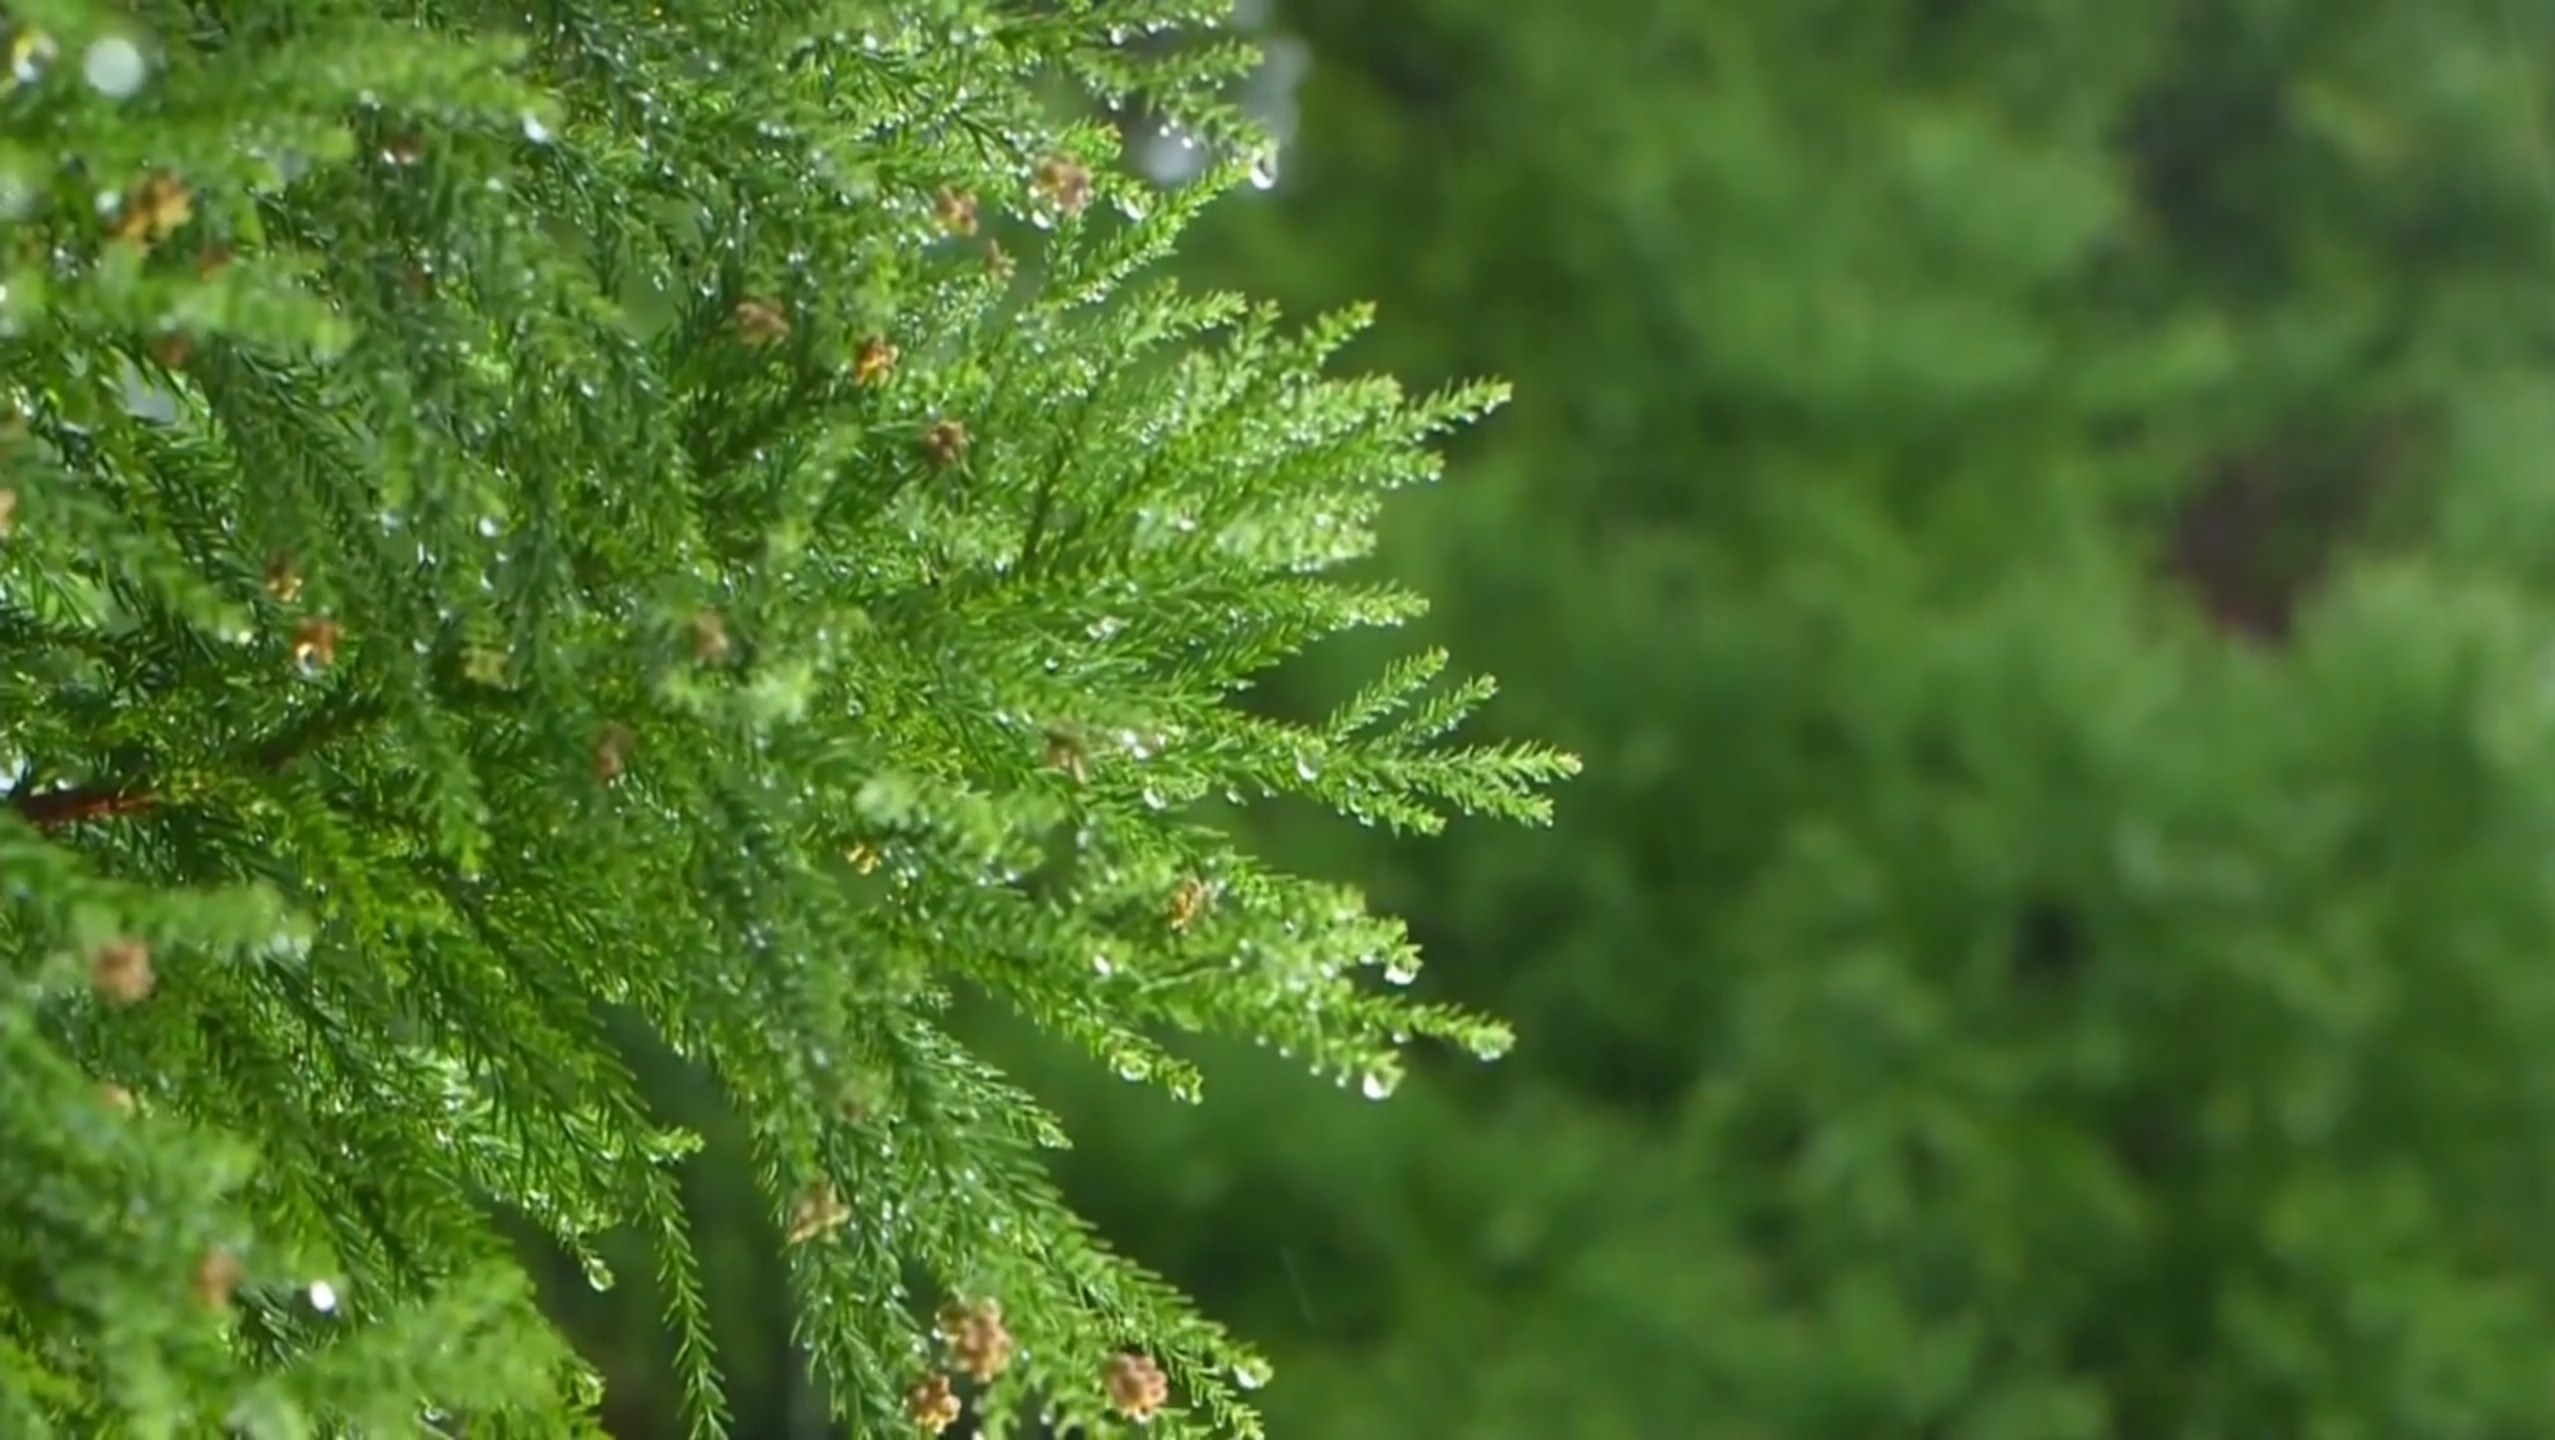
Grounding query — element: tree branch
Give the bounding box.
[13,787,160,828]
[11,691,388,832]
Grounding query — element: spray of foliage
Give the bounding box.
[0,1,1573,1433]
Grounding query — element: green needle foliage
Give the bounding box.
[0,1,1574,1435]
[1026,3,2555,1439]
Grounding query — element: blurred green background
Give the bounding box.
[553,1,2555,1434]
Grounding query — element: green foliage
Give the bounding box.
[1017,0,2555,1437]
[0,1,1569,1434]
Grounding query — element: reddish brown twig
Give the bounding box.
[13,787,160,829]
[10,692,387,833]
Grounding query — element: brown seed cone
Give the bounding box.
[939,1299,1013,1382]
[263,555,302,602]
[92,938,153,1004]
[594,723,636,782]
[194,1248,244,1310]
[1168,875,1210,932]
[292,616,341,669]
[734,297,790,345]
[115,173,192,245]
[854,336,898,385]
[1103,1351,1169,1420]
[906,1372,961,1433]
[784,1183,849,1245]
[1033,155,1093,215]
[689,610,731,663]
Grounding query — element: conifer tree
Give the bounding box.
[1024,1,2555,1438]
[0,2,1573,1434]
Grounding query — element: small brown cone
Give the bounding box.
[923,418,968,469]
[784,1183,849,1245]
[1168,875,1210,933]
[1103,1351,1169,1421]
[690,610,731,664]
[1044,726,1089,785]
[594,723,636,783]
[853,335,898,386]
[263,555,302,602]
[1033,155,1093,216]
[734,298,790,345]
[92,937,153,1004]
[934,187,978,236]
[194,1248,245,1310]
[906,1372,961,1433]
[114,173,193,246]
[292,616,341,669]
[939,1298,1013,1383]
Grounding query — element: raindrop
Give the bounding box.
[520,111,554,144]
[1232,1358,1272,1390]
[1092,952,1114,977]
[81,36,147,99]
[307,1279,339,1312]
[1294,751,1321,781]
[1247,147,1281,191]
[10,31,56,83]
[1359,1069,1398,1100]
[1383,956,1419,986]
